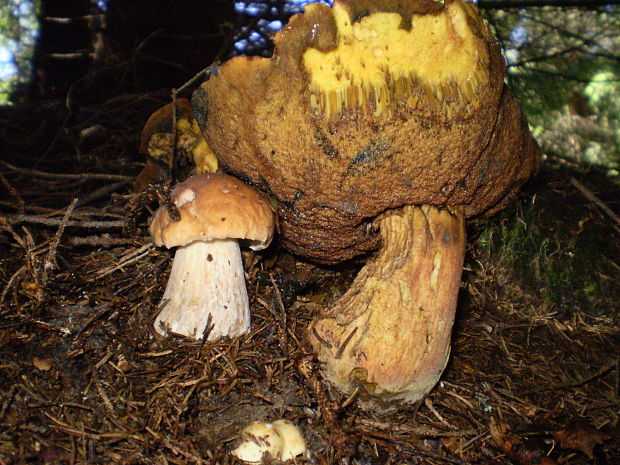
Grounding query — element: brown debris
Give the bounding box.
[0,204,618,464]
[490,417,559,465]
[554,419,611,458]
[0,7,618,465]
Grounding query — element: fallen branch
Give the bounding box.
[41,198,78,286]
[521,360,618,395]
[2,214,124,229]
[68,235,138,247]
[0,266,26,306]
[0,160,134,182]
[0,386,18,422]
[355,418,481,438]
[94,244,154,278]
[0,172,25,216]
[0,200,123,218]
[570,177,620,233]
[76,180,132,206]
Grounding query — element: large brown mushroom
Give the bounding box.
[191,0,540,402]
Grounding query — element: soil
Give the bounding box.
[0,96,619,465]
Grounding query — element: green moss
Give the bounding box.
[471,163,620,317]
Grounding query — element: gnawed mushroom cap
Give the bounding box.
[139,99,188,157]
[150,173,274,250]
[192,0,539,264]
[134,98,218,193]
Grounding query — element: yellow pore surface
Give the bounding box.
[303,1,488,119]
[177,118,219,173]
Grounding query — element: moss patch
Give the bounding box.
[471,159,620,318]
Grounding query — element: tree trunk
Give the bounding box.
[31,0,97,98]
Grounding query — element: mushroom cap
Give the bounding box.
[192,0,540,264]
[271,420,307,460]
[139,98,218,174]
[231,420,306,463]
[149,173,275,250]
[139,98,194,156]
[232,421,284,463]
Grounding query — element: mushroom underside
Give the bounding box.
[308,204,466,403]
[154,239,250,340]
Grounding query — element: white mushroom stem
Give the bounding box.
[154,239,250,340]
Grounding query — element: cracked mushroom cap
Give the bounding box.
[232,420,306,463]
[192,0,540,264]
[149,173,275,250]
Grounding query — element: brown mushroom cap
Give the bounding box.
[150,173,275,250]
[192,0,540,264]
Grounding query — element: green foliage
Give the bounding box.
[485,6,620,168]
[472,167,620,317]
[0,0,39,104]
[584,71,620,160]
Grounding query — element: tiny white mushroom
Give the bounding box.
[232,420,307,463]
[272,420,307,461]
[232,422,283,463]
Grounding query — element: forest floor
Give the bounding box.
[0,96,619,465]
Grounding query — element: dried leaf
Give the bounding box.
[32,357,52,371]
[441,436,462,454]
[554,420,610,458]
[490,418,558,465]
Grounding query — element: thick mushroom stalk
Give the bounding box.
[155,240,249,339]
[308,206,465,402]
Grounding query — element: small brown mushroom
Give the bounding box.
[150,173,275,340]
[192,0,540,402]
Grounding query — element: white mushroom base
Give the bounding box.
[232,420,306,463]
[154,239,250,340]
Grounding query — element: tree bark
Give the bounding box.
[31,0,96,98]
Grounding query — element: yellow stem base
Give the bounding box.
[308,205,466,403]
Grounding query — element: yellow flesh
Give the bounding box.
[303,1,488,119]
[177,118,219,173]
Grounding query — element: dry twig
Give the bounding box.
[0,172,25,216]
[570,177,620,233]
[68,235,137,247]
[0,160,133,182]
[41,198,78,286]
[2,214,124,229]
[94,244,154,278]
